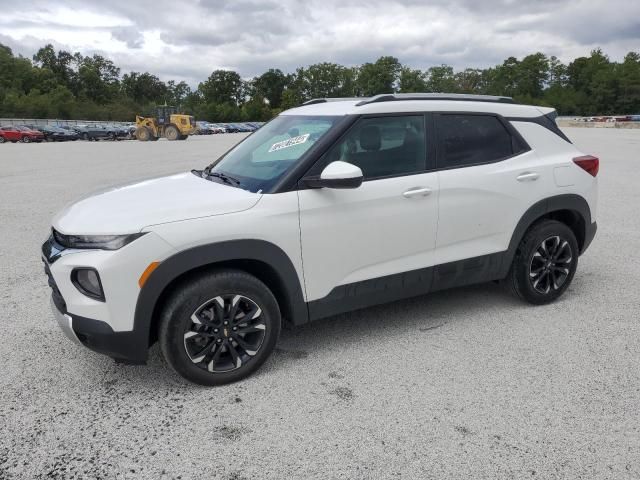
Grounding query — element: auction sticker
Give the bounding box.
[268,133,310,153]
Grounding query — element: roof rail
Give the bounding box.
[355,93,515,106]
[302,97,363,106]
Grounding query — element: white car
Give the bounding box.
[43,93,598,385]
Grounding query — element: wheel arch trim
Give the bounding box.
[133,239,308,359]
[501,193,593,277]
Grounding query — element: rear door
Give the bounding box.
[434,113,548,266]
[298,114,439,308]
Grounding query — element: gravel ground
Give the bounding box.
[0,129,638,479]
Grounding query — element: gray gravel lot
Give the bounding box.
[1,129,639,479]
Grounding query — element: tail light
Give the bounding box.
[573,155,599,177]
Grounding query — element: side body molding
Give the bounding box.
[134,239,309,359]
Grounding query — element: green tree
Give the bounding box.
[616,52,640,113]
[122,72,168,104]
[425,65,458,92]
[252,69,289,108]
[199,70,244,105]
[398,67,427,92]
[356,56,401,96]
[302,63,357,98]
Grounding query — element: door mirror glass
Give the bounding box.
[304,161,363,189]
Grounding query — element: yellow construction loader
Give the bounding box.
[135,106,196,141]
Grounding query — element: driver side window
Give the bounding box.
[322,115,426,180]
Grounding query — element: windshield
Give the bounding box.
[206,115,340,192]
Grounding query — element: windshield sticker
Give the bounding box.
[268,133,310,153]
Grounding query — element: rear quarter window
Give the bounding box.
[437,114,523,168]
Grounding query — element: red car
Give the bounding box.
[0,125,45,143]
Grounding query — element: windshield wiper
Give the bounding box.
[206,171,242,187]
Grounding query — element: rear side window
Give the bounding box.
[437,114,523,168]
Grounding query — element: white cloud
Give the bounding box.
[0,0,638,86]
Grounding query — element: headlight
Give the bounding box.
[53,230,146,250]
[71,268,105,301]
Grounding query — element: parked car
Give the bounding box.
[0,125,44,143]
[208,123,227,134]
[237,123,258,132]
[73,124,113,141]
[195,122,212,135]
[228,123,254,132]
[43,93,598,385]
[220,123,239,133]
[0,126,21,143]
[25,125,79,142]
[103,124,129,140]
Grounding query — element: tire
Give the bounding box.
[178,134,188,140]
[21,136,31,143]
[505,220,579,305]
[82,133,90,141]
[136,127,151,141]
[0,136,5,144]
[165,125,180,141]
[159,269,281,386]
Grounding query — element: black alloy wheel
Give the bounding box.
[159,270,281,386]
[184,294,267,373]
[505,220,579,304]
[529,236,573,294]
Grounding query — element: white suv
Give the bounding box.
[43,94,598,385]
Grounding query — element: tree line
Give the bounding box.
[1,43,639,122]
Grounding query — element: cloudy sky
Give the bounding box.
[0,0,638,86]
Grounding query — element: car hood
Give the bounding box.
[53,172,261,235]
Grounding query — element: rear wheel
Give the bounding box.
[165,125,180,141]
[159,270,281,386]
[506,220,578,304]
[136,127,151,141]
[21,136,31,143]
[0,136,5,144]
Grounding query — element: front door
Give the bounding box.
[298,114,439,314]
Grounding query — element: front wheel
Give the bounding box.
[21,136,31,143]
[506,220,579,305]
[136,127,151,141]
[165,125,180,141]
[159,270,281,386]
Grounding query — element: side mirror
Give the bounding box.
[304,161,363,189]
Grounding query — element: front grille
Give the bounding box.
[44,260,67,313]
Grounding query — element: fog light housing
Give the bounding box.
[71,268,105,301]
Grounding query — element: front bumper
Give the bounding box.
[49,296,82,346]
[51,297,148,365]
[44,253,147,363]
[48,293,146,364]
[42,231,176,364]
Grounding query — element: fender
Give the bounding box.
[499,193,595,277]
[133,239,309,361]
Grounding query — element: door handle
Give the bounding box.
[403,187,432,198]
[517,172,539,182]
